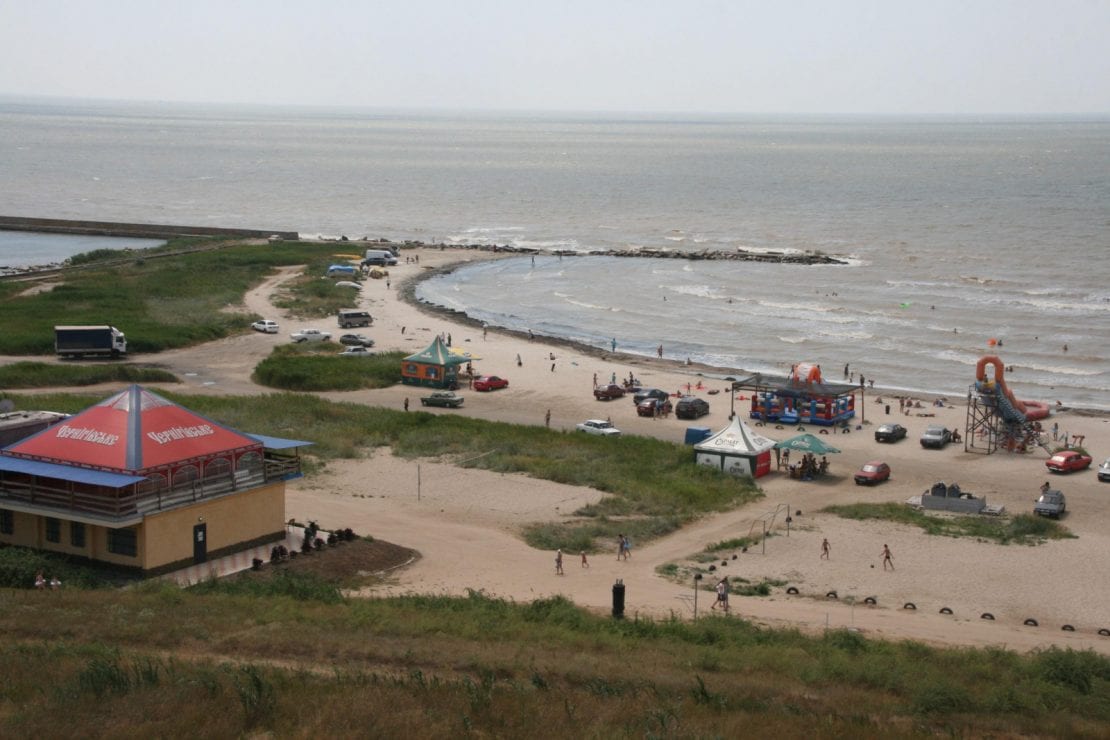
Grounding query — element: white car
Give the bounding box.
[291,329,332,343]
[1098,457,1110,483]
[576,419,621,436]
[338,346,374,357]
[251,319,279,334]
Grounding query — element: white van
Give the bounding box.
[338,309,373,328]
[362,249,397,267]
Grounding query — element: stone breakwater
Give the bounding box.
[371,237,847,265]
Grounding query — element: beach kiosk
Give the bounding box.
[694,414,776,479]
[401,336,470,389]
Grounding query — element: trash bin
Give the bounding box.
[612,578,625,619]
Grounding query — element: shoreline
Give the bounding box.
[398,256,1110,417]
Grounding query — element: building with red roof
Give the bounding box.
[0,386,309,574]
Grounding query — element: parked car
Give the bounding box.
[576,419,621,436]
[338,346,374,357]
[473,375,509,392]
[854,460,891,485]
[251,319,280,334]
[334,281,362,290]
[874,423,907,443]
[1099,457,1110,482]
[1045,450,1093,474]
[339,333,375,347]
[920,425,952,449]
[637,398,672,417]
[291,329,332,343]
[632,388,670,405]
[421,391,464,408]
[593,383,627,401]
[1034,489,1066,518]
[674,396,710,419]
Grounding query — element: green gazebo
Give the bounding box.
[401,336,470,389]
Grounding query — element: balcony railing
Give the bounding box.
[0,457,298,521]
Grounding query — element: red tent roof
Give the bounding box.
[3,385,261,473]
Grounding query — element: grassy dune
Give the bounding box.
[1,585,1108,737]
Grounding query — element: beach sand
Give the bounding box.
[41,246,1110,653]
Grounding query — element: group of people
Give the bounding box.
[819,539,894,571]
[554,548,590,575]
[788,452,829,480]
[34,570,61,590]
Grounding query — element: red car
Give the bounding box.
[854,460,891,486]
[593,383,626,401]
[473,375,509,392]
[636,398,672,417]
[1045,450,1092,474]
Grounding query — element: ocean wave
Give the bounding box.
[1013,362,1103,377]
[778,336,806,344]
[561,297,620,312]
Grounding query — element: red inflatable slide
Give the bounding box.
[975,355,1049,421]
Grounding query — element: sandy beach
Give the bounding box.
[51,245,1110,654]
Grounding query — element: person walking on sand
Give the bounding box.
[657,344,663,358]
[821,538,831,560]
[581,551,589,568]
[881,544,894,571]
[545,409,551,428]
[611,338,617,352]
[403,398,409,412]
[555,548,564,575]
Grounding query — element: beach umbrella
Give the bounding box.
[773,433,841,455]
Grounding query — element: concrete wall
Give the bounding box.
[922,494,987,514]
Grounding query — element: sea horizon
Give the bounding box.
[2,99,1107,409]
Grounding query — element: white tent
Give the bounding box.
[694,414,777,478]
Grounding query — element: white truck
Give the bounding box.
[54,325,127,358]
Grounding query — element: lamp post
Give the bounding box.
[859,377,865,425]
[692,572,701,621]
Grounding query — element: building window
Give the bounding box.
[70,522,86,548]
[107,527,137,557]
[45,517,61,543]
[0,509,12,535]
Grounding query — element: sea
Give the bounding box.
[2,99,1108,409]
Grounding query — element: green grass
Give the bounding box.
[822,502,1076,545]
[0,587,1107,736]
[252,345,404,391]
[0,239,368,355]
[0,361,178,388]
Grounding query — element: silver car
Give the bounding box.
[576,419,621,436]
[920,425,952,449]
[1098,457,1110,482]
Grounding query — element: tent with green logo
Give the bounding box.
[773,433,841,455]
[401,336,471,389]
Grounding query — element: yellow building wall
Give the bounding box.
[38,519,92,559]
[0,510,40,548]
[141,482,285,571]
[91,524,146,568]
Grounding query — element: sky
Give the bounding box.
[1,0,1107,115]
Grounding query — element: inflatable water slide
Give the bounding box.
[973,355,1052,453]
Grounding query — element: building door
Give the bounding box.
[193,523,207,564]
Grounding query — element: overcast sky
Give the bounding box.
[1,0,1107,115]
